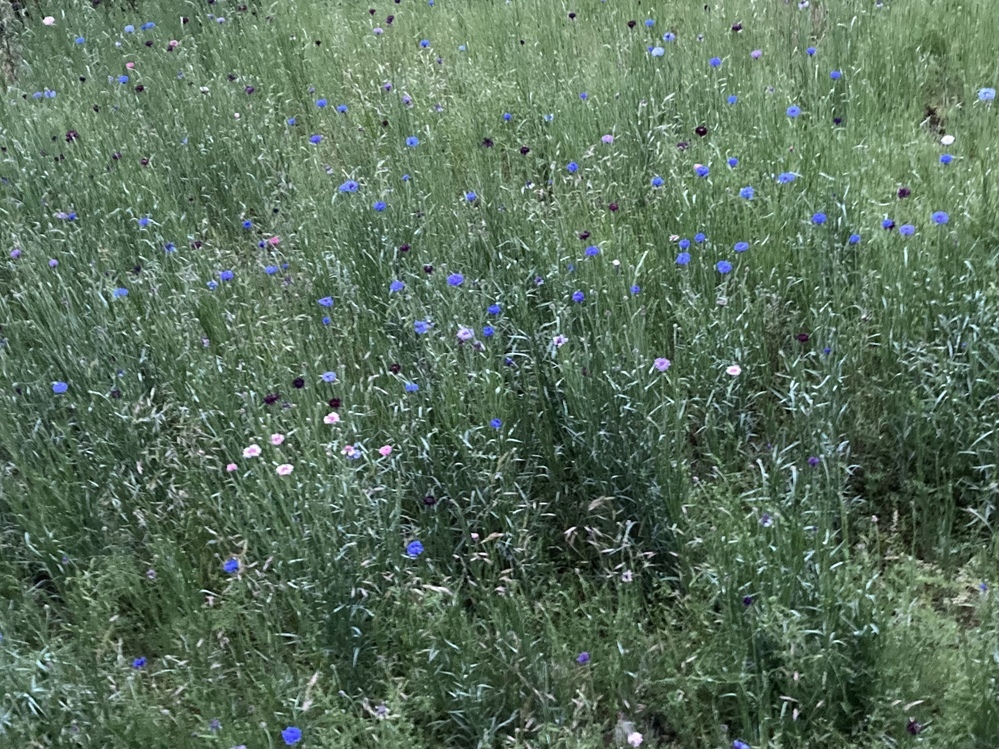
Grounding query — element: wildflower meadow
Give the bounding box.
[0,0,997,747]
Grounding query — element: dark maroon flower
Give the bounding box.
[245,86,255,95]
[386,14,394,24]
[833,117,842,125]
[796,332,809,343]
[627,20,636,28]
[568,12,576,19]
[93,104,100,112]
[731,22,742,31]
[134,85,145,93]
[398,243,411,253]
[676,141,689,150]
[264,392,280,405]
[520,146,530,155]
[79,76,86,82]
[131,265,142,275]
[139,158,149,167]
[423,264,434,274]
[389,363,401,374]
[65,130,79,142]
[328,397,341,409]
[481,138,494,148]
[742,595,753,606]
[381,120,389,128]
[315,40,321,46]
[144,40,153,47]
[807,456,820,467]
[608,202,619,212]
[227,74,237,82]
[695,125,708,137]
[369,8,376,14]
[112,151,122,160]
[191,240,203,249]
[906,720,921,736]
[292,377,305,389]
[110,388,121,399]
[181,17,189,24]
[897,187,910,199]
[422,495,437,507]
[578,231,591,240]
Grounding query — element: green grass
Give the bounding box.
[0,0,996,747]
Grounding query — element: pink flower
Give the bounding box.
[654,358,671,372]
[42,16,55,26]
[242,444,261,458]
[627,732,644,747]
[456,326,474,342]
[226,463,238,472]
[125,62,135,70]
[726,364,742,377]
[601,134,614,144]
[553,334,568,348]
[378,444,393,457]
[275,463,294,476]
[323,412,341,424]
[169,40,180,47]
[270,433,285,446]
[342,445,356,457]
[267,235,281,246]
[750,49,762,59]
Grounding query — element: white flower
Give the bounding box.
[940,134,955,145]
[627,732,644,747]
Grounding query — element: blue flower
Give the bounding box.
[52,381,68,394]
[695,165,710,177]
[372,201,387,212]
[830,70,842,79]
[739,186,754,199]
[316,98,327,108]
[206,280,218,290]
[338,180,359,193]
[734,241,749,253]
[242,219,253,229]
[414,320,431,334]
[663,32,676,42]
[117,75,129,84]
[322,316,331,326]
[287,117,297,126]
[264,265,278,275]
[482,325,495,337]
[465,191,477,202]
[132,657,146,669]
[979,88,996,101]
[402,174,411,182]
[487,303,501,315]
[899,224,915,236]
[709,57,722,67]
[651,175,664,187]
[650,46,665,57]
[882,218,895,230]
[113,287,129,298]
[727,95,738,105]
[716,260,733,274]
[321,371,337,383]
[585,245,600,257]
[544,113,554,122]
[389,280,405,293]
[940,154,953,165]
[931,211,949,224]
[676,252,691,265]
[727,157,738,168]
[678,238,691,250]
[405,382,420,392]
[447,273,464,287]
[567,161,579,173]
[786,105,802,118]
[318,296,334,307]
[164,242,176,253]
[490,417,503,428]
[848,234,861,244]
[406,540,424,558]
[571,290,585,303]
[777,172,796,184]
[732,741,751,749]
[694,233,706,243]
[579,92,588,100]
[576,652,590,665]
[503,112,512,121]
[223,558,239,574]
[630,285,640,295]
[310,134,322,144]
[337,104,348,113]
[137,216,151,227]
[219,270,234,281]
[406,136,419,147]
[124,25,135,33]
[420,39,430,48]
[812,212,827,225]
[75,36,85,44]
[281,726,302,746]
[645,19,655,26]
[806,46,816,56]
[141,22,155,30]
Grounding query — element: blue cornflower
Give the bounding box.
[490,417,503,428]
[242,219,252,229]
[544,113,554,122]
[651,175,664,187]
[219,270,234,281]
[882,218,895,230]
[414,320,431,334]
[373,201,387,212]
[899,224,915,236]
[777,172,796,184]
[406,136,419,147]
[281,727,302,746]
[223,558,239,574]
[317,296,334,307]
[727,157,738,168]
[830,70,842,80]
[164,242,176,253]
[465,191,477,202]
[630,284,640,295]
[321,372,337,383]
[739,186,754,199]
[727,95,738,105]
[406,540,424,557]
[316,98,327,108]
[402,174,411,182]
[567,161,579,173]
[389,280,405,293]
[579,92,588,100]
[694,233,707,243]
[931,211,949,224]
[663,32,676,42]
[709,57,722,67]
[576,652,590,665]
[124,25,135,33]
[338,180,359,193]
[117,75,129,84]
[812,212,827,224]
[503,113,512,122]
[405,382,420,393]
[32,91,43,99]
[447,273,464,287]
[734,241,749,253]
[650,46,665,57]
[264,265,278,275]
[141,22,155,30]
[487,303,501,315]
[676,252,691,265]
[336,104,348,113]
[132,657,146,669]
[645,19,655,26]
[716,260,733,274]
[732,741,751,749]
[52,381,68,394]
[806,46,816,56]
[75,36,85,44]
[940,154,953,165]
[678,238,691,250]
[137,216,151,227]
[848,234,861,244]
[571,290,585,303]
[482,325,495,337]
[310,134,322,144]
[206,280,218,290]
[113,287,129,298]
[322,316,331,326]
[786,105,802,118]
[585,245,600,257]
[287,117,297,126]
[695,165,710,177]
[419,39,430,48]
[979,88,996,101]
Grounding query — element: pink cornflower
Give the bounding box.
[654,358,671,372]
[750,49,762,59]
[226,463,238,472]
[275,464,294,476]
[242,444,261,458]
[323,412,341,425]
[125,62,135,70]
[601,134,614,144]
[342,445,356,457]
[553,334,568,348]
[42,16,55,25]
[378,444,393,457]
[627,732,644,747]
[267,236,281,246]
[456,326,474,342]
[270,433,285,446]
[726,364,742,376]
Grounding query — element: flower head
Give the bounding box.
[777,172,796,184]
[456,326,475,342]
[52,381,69,394]
[571,290,585,303]
[276,464,294,476]
[223,558,239,574]
[899,224,915,236]
[567,161,579,173]
[406,136,419,147]
[243,444,261,458]
[576,651,590,664]
[628,733,644,748]
[726,364,742,376]
[281,727,302,746]
[979,87,996,101]
[406,540,424,557]
[676,252,691,265]
[812,212,827,225]
[734,241,750,253]
[786,105,802,118]
[739,186,754,199]
[373,201,387,212]
[830,70,842,79]
[716,260,733,274]
[271,433,285,446]
[931,211,949,224]
[651,175,664,187]
[324,412,341,424]
[132,657,146,669]
[709,57,722,67]
[447,273,464,287]
[654,358,671,372]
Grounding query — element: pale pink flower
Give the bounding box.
[226,463,238,472]
[342,444,356,457]
[669,234,680,242]
[654,358,671,372]
[267,235,281,246]
[553,334,568,348]
[270,433,285,446]
[601,134,614,144]
[42,16,55,26]
[169,40,180,47]
[242,444,262,458]
[125,62,135,70]
[378,444,393,457]
[323,412,341,425]
[456,326,474,342]
[627,732,644,747]
[726,364,742,377]
[275,463,294,476]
